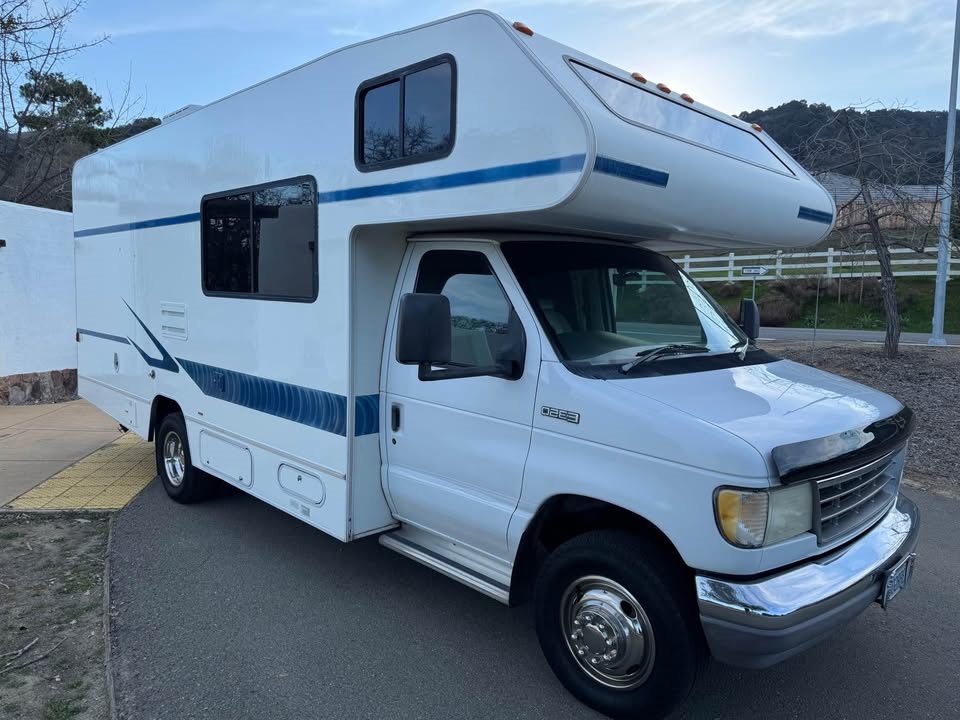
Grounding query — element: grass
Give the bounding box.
[60,573,96,595]
[44,697,84,720]
[0,531,24,540]
[703,276,960,333]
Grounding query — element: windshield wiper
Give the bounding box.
[619,344,709,375]
[731,339,750,361]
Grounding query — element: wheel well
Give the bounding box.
[509,495,688,607]
[148,396,183,441]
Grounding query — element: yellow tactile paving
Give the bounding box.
[6,433,155,510]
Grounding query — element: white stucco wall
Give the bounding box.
[0,201,76,376]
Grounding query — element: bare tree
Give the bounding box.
[800,103,942,358]
[1,0,107,207]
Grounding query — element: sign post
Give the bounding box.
[740,266,768,300]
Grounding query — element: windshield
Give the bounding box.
[501,241,747,367]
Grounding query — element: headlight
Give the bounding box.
[715,483,813,548]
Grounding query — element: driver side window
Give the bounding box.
[415,250,513,368]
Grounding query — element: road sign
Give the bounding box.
[741,266,769,276]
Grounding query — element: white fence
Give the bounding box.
[677,246,959,282]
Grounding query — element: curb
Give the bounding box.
[103,513,119,720]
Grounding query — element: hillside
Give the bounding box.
[738,101,948,185]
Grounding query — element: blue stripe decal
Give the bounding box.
[593,156,669,188]
[71,154,665,234]
[316,154,586,203]
[78,328,130,345]
[354,393,380,436]
[74,212,201,238]
[798,206,833,224]
[177,357,379,436]
[123,300,179,373]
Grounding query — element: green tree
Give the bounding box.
[1,1,159,209]
[1,1,106,207]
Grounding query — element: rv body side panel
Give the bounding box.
[349,228,408,537]
[73,10,590,543]
[76,229,147,432]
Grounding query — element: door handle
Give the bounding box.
[391,404,401,432]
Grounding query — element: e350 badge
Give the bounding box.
[541,406,580,424]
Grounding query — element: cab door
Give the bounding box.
[384,242,540,560]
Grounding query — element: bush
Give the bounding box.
[759,291,800,326]
[766,278,821,305]
[712,282,743,299]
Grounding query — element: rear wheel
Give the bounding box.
[155,413,213,503]
[534,530,705,719]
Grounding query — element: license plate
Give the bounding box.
[881,553,915,608]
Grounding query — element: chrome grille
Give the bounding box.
[814,449,903,545]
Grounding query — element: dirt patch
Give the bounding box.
[0,512,110,720]
[763,341,960,495]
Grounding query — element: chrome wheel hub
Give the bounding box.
[162,431,186,487]
[561,576,655,689]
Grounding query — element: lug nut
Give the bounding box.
[604,650,618,661]
[590,657,600,665]
[597,623,605,631]
[606,638,615,646]
[578,648,586,656]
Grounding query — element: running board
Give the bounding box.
[379,532,510,604]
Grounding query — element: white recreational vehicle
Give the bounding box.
[73,11,919,719]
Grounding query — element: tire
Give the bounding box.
[533,530,705,720]
[155,412,213,503]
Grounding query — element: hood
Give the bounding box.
[609,359,904,474]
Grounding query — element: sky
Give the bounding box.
[61,0,958,121]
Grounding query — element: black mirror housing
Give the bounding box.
[396,293,451,364]
[495,308,526,379]
[739,298,760,341]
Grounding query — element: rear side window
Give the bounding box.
[357,55,455,170]
[202,177,317,301]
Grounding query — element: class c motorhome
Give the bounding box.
[73,11,919,719]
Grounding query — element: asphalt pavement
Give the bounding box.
[760,327,960,345]
[109,481,958,720]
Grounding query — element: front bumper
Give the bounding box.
[696,493,919,669]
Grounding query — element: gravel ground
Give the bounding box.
[763,341,959,496]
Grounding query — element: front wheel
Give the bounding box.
[533,530,705,719]
[155,413,214,503]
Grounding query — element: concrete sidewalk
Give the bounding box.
[0,400,119,506]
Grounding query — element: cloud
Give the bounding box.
[498,0,943,40]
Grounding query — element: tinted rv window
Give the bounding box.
[361,80,401,164]
[202,177,317,301]
[358,55,455,170]
[203,193,253,294]
[404,63,453,157]
[570,62,791,174]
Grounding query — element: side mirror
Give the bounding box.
[739,298,760,341]
[495,308,526,380]
[396,293,451,365]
